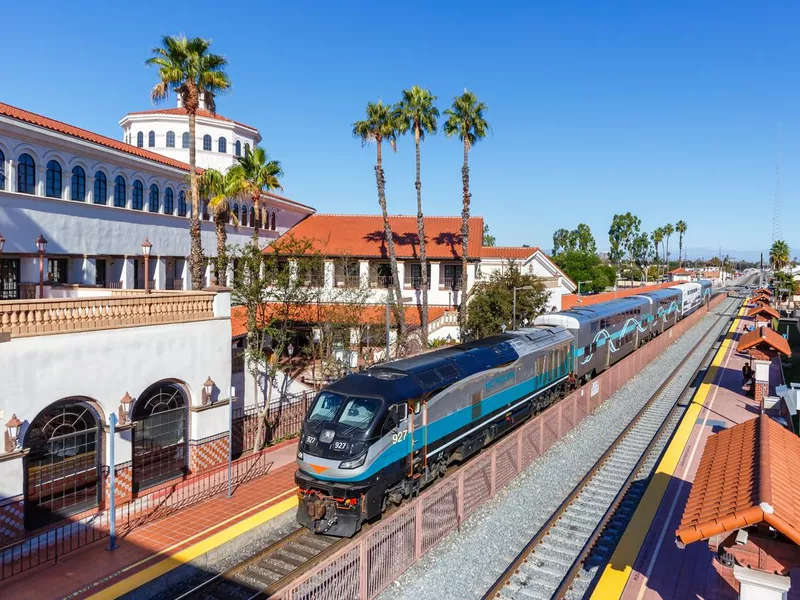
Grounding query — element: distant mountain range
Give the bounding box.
[683,247,777,263]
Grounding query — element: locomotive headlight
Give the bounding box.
[320,429,336,444]
[297,450,304,460]
[339,453,367,470]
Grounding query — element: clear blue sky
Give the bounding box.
[3,1,798,261]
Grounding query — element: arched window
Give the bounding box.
[231,203,239,225]
[166,131,175,148]
[132,180,144,210]
[94,171,107,205]
[271,212,276,231]
[24,399,100,528]
[240,205,248,227]
[0,149,5,190]
[46,160,62,198]
[178,190,187,216]
[114,175,126,207]
[250,206,257,228]
[182,132,190,148]
[148,131,156,147]
[136,132,144,147]
[148,184,159,212]
[71,166,86,201]
[203,135,212,151]
[131,382,188,490]
[202,200,209,220]
[17,153,35,194]
[218,137,227,153]
[164,187,174,214]
[234,140,241,157]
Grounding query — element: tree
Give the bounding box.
[147,36,230,290]
[227,145,283,240]
[651,228,664,271]
[444,90,489,337]
[395,86,439,346]
[232,236,323,451]
[774,271,797,309]
[608,212,641,269]
[663,223,675,264]
[353,101,407,345]
[466,262,549,338]
[675,220,687,267]
[552,228,571,255]
[770,239,790,271]
[553,250,614,293]
[574,223,596,254]
[199,168,238,283]
[631,232,652,271]
[483,223,496,247]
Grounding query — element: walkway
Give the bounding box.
[4,442,299,600]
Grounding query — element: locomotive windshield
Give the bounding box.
[308,391,381,431]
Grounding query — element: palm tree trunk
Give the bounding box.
[679,234,683,267]
[215,212,228,285]
[188,111,204,289]
[415,127,428,347]
[459,139,471,339]
[375,141,407,353]
[252,191,261,241]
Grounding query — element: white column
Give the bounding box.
[121,257,135,289]
[467,262,477,295]
[36,164,46,196]
[359,260,369,286]
[72,256,95,286]
[396,262,405,289]
[734,565,790,600]
[325,260,335,288]
[181,259,191,290]
[154,256,166,290]
[87,174,95,204]
[226,260,235,287]
[204,261,213,288]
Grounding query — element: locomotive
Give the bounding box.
[295,280,712,537]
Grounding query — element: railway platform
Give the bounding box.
[2,441,299,600]
[591,304,800,599]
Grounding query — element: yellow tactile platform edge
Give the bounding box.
[590,302,744,599]
[87,491,298,600]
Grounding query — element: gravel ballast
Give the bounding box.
[378,300,737,600]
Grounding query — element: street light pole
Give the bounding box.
[576,281,592,304]
[36,234,48,298]
[141,238,152,292]
[512,285,534,330]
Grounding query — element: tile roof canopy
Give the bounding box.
[676,415,800,547]
[479,246,539,259]
[747,302,780,320]
[124,107,259,132]
[231,304,454,338]
[668,268,692,275]
[266,214,484,259]
[755,287,773,296]
[736,326,791,358]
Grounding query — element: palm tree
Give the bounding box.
[663,223,675,266]
[199,168,239,283]
[676,220,687,267]
[651,228,664,274]
[444,91,489,336]
[227,146,283,241]
[353,101,407,347]
[770,239,791,271]
[147,35,230,290]
[395,86,439,346]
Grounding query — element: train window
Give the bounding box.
[471,391,482,420]
[338,397,380,431]
[308,391,345,423]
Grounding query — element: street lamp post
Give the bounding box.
[141,238,152,292]
[512,286,533,330]
[35,234,47,298]
[576,281,592,304]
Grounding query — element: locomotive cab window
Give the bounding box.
[382,403,407,434]
[308,391,345,423]
[339,397,379,431]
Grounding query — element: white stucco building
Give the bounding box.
[0,101,314,299]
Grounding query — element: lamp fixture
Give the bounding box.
[5,414,22,453]
[202,377,215,405]
[119,392,133,424]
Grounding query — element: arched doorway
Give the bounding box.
[131,382,188,491]
[24,399,101,529]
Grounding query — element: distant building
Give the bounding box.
[666,267,693,282]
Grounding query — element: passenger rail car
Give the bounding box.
[296,327,574,537]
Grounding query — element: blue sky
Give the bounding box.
[2,1,798,261]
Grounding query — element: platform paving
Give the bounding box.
[3,441,299,600]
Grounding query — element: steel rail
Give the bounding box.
[482,296,739,600]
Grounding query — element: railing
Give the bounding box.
[0,444,282,582]
[135,279,156,290]
[0,292,216,338]
[404,276,430,290]
[166,278,184,291]
[439,275,462,290]
[231,391,314,458]
[371,275,394,288]
[272,294,729,600]
[303,276,326,288]
[427,310,459,333]
[106,281,123,289]
[20,284,37,299]
[334,274,361,288]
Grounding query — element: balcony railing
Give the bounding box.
[371,275,394,288]
[106,281,123,289]
[404,276,430,290]
[439,276,463,290]
[166,278,184,291]
[335,274,361,288]
[135,279,156,290]
[1,292,216,338]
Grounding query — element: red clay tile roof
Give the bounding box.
[0,101,197,172]
[231,304,454,338]
[747,302,780,320]
[752,293,771,303]
[676,415,800,547]
[755,288,773,296]
[480,246,539,259]
[736,326,791,358]
[125,107,258,132]
[561,282,680,310]
[267,215,484,259]
[668,268,692,275]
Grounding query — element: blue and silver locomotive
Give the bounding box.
[295,280,713,536]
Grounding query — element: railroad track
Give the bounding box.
[482,296,740,600]
[174,527,346,600]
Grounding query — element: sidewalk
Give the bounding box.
[4,442,300,600]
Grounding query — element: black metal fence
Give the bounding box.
[231,391,314,458]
